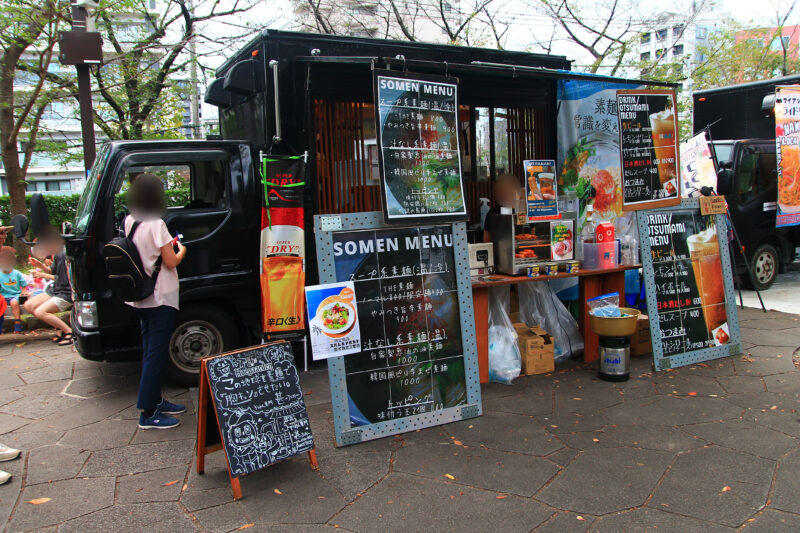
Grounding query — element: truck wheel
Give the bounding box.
[164,306,240,386]
[748,243,779,291]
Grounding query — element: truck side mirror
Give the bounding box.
[717,168,733,196]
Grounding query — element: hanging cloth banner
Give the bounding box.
[260,154,306,335]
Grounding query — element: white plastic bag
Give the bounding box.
[487,286,521,384]
[518,282,584,362]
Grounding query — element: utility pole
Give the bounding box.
[187,0,201,139]
[58,1,102,175]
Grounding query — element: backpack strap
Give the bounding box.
[126,218,163,283]
[127,220,141,239]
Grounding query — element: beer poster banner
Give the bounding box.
[617,89,681,210]
[637,199,741,371]
[524,159,560,220]
[260,155,306,335]
[680,132,717,197]
[373,71,467,223]
[775,85,800,227]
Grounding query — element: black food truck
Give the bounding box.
[59,30,666,384]
[694,75,800,290]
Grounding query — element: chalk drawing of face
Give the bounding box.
[229,418,257,449]
[212,359,232,380]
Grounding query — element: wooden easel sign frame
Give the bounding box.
[196,341,318,499]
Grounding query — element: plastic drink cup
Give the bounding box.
[649,109,677,184]
[687,228,727,335]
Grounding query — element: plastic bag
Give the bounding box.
[518,282,584,362]
[487,286,521,385]
[587,292,621,317]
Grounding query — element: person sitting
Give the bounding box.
[483,173,521,242]
[24,227,73,346]
[0,249,28,334]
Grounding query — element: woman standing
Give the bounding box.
[126,173,188,429]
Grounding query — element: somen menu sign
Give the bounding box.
[617,89,681,210]
[374,71,467,222]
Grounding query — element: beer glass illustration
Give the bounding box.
[687,227,727,337]
[650,105,677,184]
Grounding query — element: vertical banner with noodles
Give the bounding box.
[775,85,800,228]
[260,154,306,336]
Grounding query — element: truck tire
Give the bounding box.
[164,305,240,386]
[747,243,779,291]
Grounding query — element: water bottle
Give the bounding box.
[579,204,596,261]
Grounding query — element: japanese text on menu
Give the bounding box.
[646,212,730,356]
[331,225,467,425]
[376,74,466,219]
[617,92,679,205]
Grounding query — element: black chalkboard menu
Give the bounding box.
[374,71,467,223]
[643,210,732,358]
[331,225,468,426]
[617,89,681,210]
[202,342,314,477]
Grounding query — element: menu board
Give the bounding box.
[524,159,559,219]
[202,342,314,476]
[617,90,681,209]
[637,201,741,371]
[374,71,467,222]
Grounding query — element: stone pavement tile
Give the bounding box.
[650,445,774,527]
[187,450,231,491]
[333,472,552,533]
[192,500,251,532]
[116,465,187,503]
[394,441,558,497]
[545,447,579,467]
[726,391,799,411]
[482,387,553,416]
[0,458,24,528]
[80,439,195,477]
[536,447,673,515]
[300,369,332,407]
[745,345,795,359]
[553,383,624,412]
[740,316,800,330]
[317,450,391,501]
[58,502,196,533]
[742,509,800,532]
[683,419,799,460]
[63,375,127,398]
[8,477,115,531]
[591,508,734,532]
[602,424,704,452]
[181,487,234,511]
[60,419,136,450]
[13,379,70,397]
[733,355,797,376]
[614,378,657,400]
[26,444,90,485]
[0,371,23,390]
[100,361,141,377]
[17,362,73,384]
[0,392,82,419]
[653,373,726,396]
[770,448,800,514]
[764,373,800,394]
[245,525,341,533]
[716,375,766,394]
[306,404,396,458]
[400,425,451,446]
[601,395,742,426]
[0,413,29,435]
[236,457,346,524]
[534,511,595,532]
[130,413,197,444]
[0,388,22,407]
[23,391,134,432]
[680,357,736,377]
[2,429,63,450]
[72,366,103,380]
[536,411,606,434]
[746,409,800,438]
[481,380,529,401]
[445,411,563,456]
[739,328,800,348]
[553,430,623,450]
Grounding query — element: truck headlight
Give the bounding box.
[74,301,98,329]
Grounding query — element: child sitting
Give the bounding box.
[0,248,28,333]
[24,227,73,345]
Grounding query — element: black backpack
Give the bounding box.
[102,220,162,301]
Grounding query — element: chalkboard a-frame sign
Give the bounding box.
[196,341,318,499]
[374,70,468,224]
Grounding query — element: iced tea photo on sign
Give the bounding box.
[687,220,729,346]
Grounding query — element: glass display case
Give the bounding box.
[489,213,576,275]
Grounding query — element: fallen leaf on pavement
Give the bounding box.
[576,516,585,521]
[741,356,754,363]
[688,392,697,396]
[164,480,179,486]
[182,484,187,491]
[572,397,582,401]
[28,498,51,505]
[496,495,507,499]
[135,488,144,492]
[453,440,463,446]
[236,525,255,530]
[274,488,282,494]
[722,486,731,492]
[15,343,25,348]
[444,474,455,480]
[592,438,600,443]
[770,406,778,410]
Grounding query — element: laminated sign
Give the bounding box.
[775,85,800,228]
[260,155,306,335]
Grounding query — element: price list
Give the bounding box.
[331,225,467,425]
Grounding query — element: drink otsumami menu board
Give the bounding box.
[374,71,467,222]
[617,89,681,210]
[638,201,741,371]
[332,225,467,425]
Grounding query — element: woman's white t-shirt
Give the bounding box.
[124,216,179,310]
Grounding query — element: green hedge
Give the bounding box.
[0,188,191,229]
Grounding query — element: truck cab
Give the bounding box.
[68,140,261,384]
[714,139,800,289]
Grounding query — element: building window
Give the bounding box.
[673,45,684,56]
[656,29,668,41]
[655,48,666,59]
[149,0,156,9]
[673,25,684,37]
[641,32,651,44]
[696,27,707,39]
[640,52,651,61]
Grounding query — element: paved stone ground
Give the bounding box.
[0,306,798,532]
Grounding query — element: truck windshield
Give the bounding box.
[74,144,111,234]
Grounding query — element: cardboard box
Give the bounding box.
[630,314,652,356]
[513,323,555,375]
